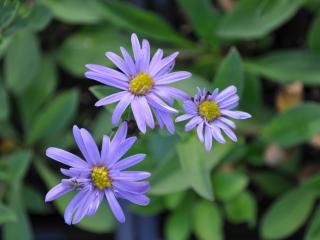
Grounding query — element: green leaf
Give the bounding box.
[224,191,257,226]
[165,201,191,240]
[57,27,129,76]
[0,81,9,121]
[18,56,57,129]
[22,184,48,214]
[308,13,320,53]
[305,206,320,240]
[5,31,41,95]
[35,160,115,233]
[260,188,315,239]
[261,103,320,147]
[26,3,52,31]
[0,203,16,225]
[27,89,79,144]
[7,150,32,183]
[89,85,118,100]
[91,110,113,141]
[245,50,320,85]
[102,0,190,46]
[212,171,248,201]
[193,200,223,240]
[164,192,185,210]
[214,48,244,96]
[39,0,105,24]
[177,137,213,200]
[240,73,262,114]
[217,0,303,39]
[177,0,220,47]
[172,74,209,96]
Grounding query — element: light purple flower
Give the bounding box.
[176,86,251,151]
[85,33,191,134]
[45,122,150,224]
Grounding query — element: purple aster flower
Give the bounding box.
[85,33,191,134]
[176,86,251,151]
[45,122,150,224]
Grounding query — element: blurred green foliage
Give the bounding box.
[1,0,320,239]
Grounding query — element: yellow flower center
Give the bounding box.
[129,72,154,95]
[91,166,111,190]
[198,100,221,122]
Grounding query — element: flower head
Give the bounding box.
[176,86,251,151]
[45,122,150,224]
[85,33,191,134]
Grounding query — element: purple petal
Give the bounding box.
[85,64,128,81]
[95,91,128,107]
[113,181,150,194]
[85,71,128,90]
[72,190,94,224]
[110,171,151,181]
[221,110,252,119]
[80,128,101,165]
[149,52,179,77]
[197,121,204,143]
[219,95,240,109]
[112,94,133,125]
[114,154,146,171]
[185,116,203,132]
[218,117,236,129]
[131,33,141,64]
[210,124,226,144]
[117,191,150,206]
[139,97,155,128]
[101,135,111,165]
[153,108,175,134]
[148,49,163,73]
[45,183,73,202]
[154,86,188,100]
[73,126,91,164]
[60,168,91,178]
[183,100,197,114]
[46,147,88,168]
[140,39,150,71]
[105,189,125,223]
[105,52,130,76]
[215,121,237,142]
[155,71,191,84]
[120,47,136,76]
[175,114,193,122]
[109,137,137,167]
[204,125,213,151]
[216,85,237,103]
[86,190,103,217]
[131,97,147,133]
[111,121,128,146]
[146,94,178,114]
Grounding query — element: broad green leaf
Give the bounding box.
[252,171,294,196]
[262,103,320,147]
[26,3,52,31]
[39,0,105,24]
[224,191,257,227]
[35,160,115,233]
[165,201,191,240]
[164,192,185,210]
[27,89,79,144]
[309,13,320,52]
[214,48,244,96]
[217,0,303,39]
[171,74,209,96]
[18,56,57,129]
[212,171,248,201]
[177,137,213,200]
[245,50,320,85]
[177,0,220,47]
[91,110,113,141]
[89,85,118,101]
[0,203,16,224]
[193,200,223,240]
[22,184,47,214]
[261,188,315,239]
[240,73,262,114]
[305,206,320,240]
[0,81,9,121]
[7,150,32,183]
[103,0,191,46]
[57,27,129,76]
[5,31,41,95]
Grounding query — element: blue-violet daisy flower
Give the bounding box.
[176,86,251,151]
[45,122,150,224]
[85,33,191,134]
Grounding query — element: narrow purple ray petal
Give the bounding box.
[141,39,150,71]
[80,128,101,165]
[155,71,191,84]
[131,33,141,64]
[117,191,150,206]
[154,86,188,100]
[219,95,240,109]
[85,71,128,90]
[183,100,197,114]
[218,117,236,129]
[185,116,203,132]
[204,125,213,151]
[153,109,175,134]
[112,94,133,125]
[106,52,130,76]
[86,190,103,217]
[221,110,252,119]
[175,114,194,122]
[85,64,128,81]
[105,189,125,223]
[111,121,128,146]
[110,171,151,181]
[215,121,238,142]
[149,52,179,77]
[45,183,73,202]
[148,49,163,73]
[60,168,91,178]
[139,97,155,128]
[210,124,226,144]
[146,94,178,114]
[113,181,150,194]
[72,190,94,224]
[216,85,237,103]
[114,154,146,171]
[46,147,88,168]
[95,91,128,107]
[197,121,204,143]
[131,97,147,134]
[120,47,136,76]
[101,135,111,164]
[208,88,219,101]
[109,137,137,167]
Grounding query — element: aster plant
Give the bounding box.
[45,122,150,224]
[85,33,191,134]
[176,86,251,151]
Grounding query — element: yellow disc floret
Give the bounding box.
[198,100,221,122]
[129,72,154,95]
[91,166,111,190]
